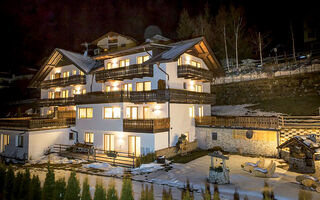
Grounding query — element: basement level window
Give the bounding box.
[16,135,23,148]
[69,132,74,140]
[211,132,217,140]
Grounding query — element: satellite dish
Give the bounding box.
[144,25,162,40]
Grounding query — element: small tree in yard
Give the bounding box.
[4,165,14,200]
[13,171,23,200]
[42,163,55,200]
[262,182,275,200]
[162,187,172,200]
[182,178,194,200]
[55,178,67,200]
[140,184,154,200]
[233,188,240,200]
[120,174,134,200]
[81,177,92,200]
[106,180,118,200]
[64,171,81,200]
[298,189,312,200]
[0,163,6,199]
[29,175,42,200]
[213,184,220,200]
[94,181,106,200]
[202,182,211,200]
[20,168,31,200]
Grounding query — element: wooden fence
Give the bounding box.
[52,144,136,168]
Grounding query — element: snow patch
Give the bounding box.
[83,162,111,170]
[131,162,164,175]
[212,104,280,116]
[28,153,85,165]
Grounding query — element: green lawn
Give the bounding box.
[248,95,320,116]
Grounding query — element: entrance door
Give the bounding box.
[128,136,141,157]
[104,134,114,152]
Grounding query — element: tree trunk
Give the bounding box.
[290,23,296,62]
[223,25,230,71]
[235,29,239,70]
[259,32,263,67]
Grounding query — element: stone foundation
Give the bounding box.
[155,140,198,158]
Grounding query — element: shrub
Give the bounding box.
[42,163,56,200]
[106,180,118,200]
[81,177,92,200]
[13,171,23,200]
[135,153,156,168]
[20,168,31,200]
[202,182,211,200]
[4,165,14,200]
[64,171,81,200]
[213,184,220,200]
[162,187,172,200]
[120,174,134,200]
[29,175,42,200]
[55,178,67,200]
[94,181,106,200]
[0,163,6,198]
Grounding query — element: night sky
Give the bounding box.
[0,0,318,74]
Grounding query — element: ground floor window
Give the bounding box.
[85,132,94,144]
[69,132,74,140]
[104,134,114,152]
[16,135,23,148]
[0,134,10,152]
[128,136,141,157]
[198,106,204,117]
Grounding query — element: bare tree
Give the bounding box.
[250,30,271,67]
[231,5,244,70]
[290,22,296,62]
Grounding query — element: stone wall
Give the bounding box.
[212,71,320,105]
[196,127,279,157]
[155,140,198,158]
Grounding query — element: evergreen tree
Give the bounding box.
[177,9,194,40]
[213,185,220,200]
[106,180,118,200]
[4,165,14,200]
[182,179,193,200]
[81,178,92,200]
[298,189,312,200]
[29,175,42,200]
[42,163,55,200]
[55,178,67,200]
[244,195,249,200]
[13,171,24,200]
[94,181,106,200]
[64,171,81,200]
[0,163,6,199]
[120,174,134,200]
[202,182,211,200]
[161,187,172,200]
[148,184,154,200]
[233,188,239,200]
[262,182,275,200]
[20,168,31,200]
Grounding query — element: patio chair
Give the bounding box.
[252,160,276,178]
[241,157,265,173]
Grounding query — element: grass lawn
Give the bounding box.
[169,149,218,164]
[248,95,320,116]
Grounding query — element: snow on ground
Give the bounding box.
[130,162,164,175]
[83,162,111,170]
[212,104,280,116]
[28,153,87,165]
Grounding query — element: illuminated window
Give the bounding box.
[82,89,86,94]
[191,60,201,68]
[195,85,203,92]
[78,108,93,119]
[104,107,121,119]
[106,86,111,92]
[62,90,69,98]
[178,57,182,65]
[189,106,194,118]
[80,71,84,75]
[51,74,55,80]
[72,70,77,75]
[119,59,130,67]
[199,106,204,117]
[122,83,132,91]
[73,89,77,95]
[106,62,112,69]
[137,55,150,64]
[126,107,138,119]
[85,132,94,143]
[104,134,114,151]
[63,71,70,78]
[136,81,151,91]
[16,135,23,147]
[48,91,55,99]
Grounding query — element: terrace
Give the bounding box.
[123,118,170,133]
[37,97,75,107]
[40,75,86,89]
[177,65,213,82]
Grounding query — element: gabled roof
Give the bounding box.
[278,135,320,153]
[143,36,224,77]
[91,31,137,45]
[29,48,101,88]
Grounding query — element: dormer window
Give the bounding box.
[80,71,85,75]
[63,71,70,78]
[191,61,201,68]
[119,59,130,67]
[137,55,149,64]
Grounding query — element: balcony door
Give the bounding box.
[54,91,61,99]
[126,107,138,119]
[104,134,114,152]
[143,107,150,119]
[128,136,140,157]
[0,134,10,153]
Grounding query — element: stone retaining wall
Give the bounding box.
[155,140,198,158]
[196,127,279,157]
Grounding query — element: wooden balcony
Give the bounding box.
[177,65,213,82]
[130,89,215,104]
[123,118,170,133]
[0,117,73,129]
[38,97,75,107]
[195,116,279,130]
[40,75,86,89]
[74,91,131,104]
[95,64,153,82]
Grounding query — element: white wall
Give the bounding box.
[0,129,29,160]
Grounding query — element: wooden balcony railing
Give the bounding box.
[130,89,215,104]
[0,118,72,129]
[74,91,131,104]
[38,97,75,107]
[178,65,213,82]
[123,118,170,133]
[40,75,86,89]
[195,116,279,130]
[95,64,153,82]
